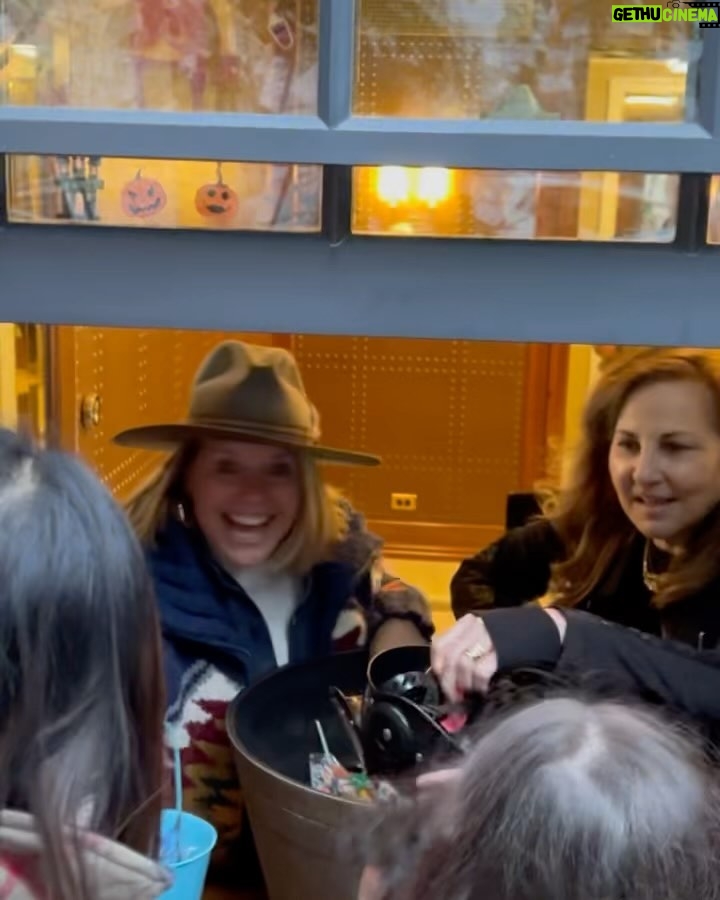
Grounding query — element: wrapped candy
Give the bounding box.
[309,721,396,803]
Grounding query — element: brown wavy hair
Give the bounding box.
[544,349,720,609]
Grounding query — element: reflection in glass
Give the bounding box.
[0,1,318,113]
[6,156,322,232]
[353,167,679,242]
[354,1,699,122]
[0,324,47,442]
[708,176,720,245]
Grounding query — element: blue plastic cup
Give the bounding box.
[158,809,218,900]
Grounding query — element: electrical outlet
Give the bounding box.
[391,493,417,511]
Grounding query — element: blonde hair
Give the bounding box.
[545,349,720,609]
[125,439,347,575]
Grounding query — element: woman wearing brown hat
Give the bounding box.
[115,340,433,883]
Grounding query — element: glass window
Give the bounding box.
[353,1,699,122]
[709,176,720,245]
[6,156,322,232]
[0,324,47,442]
[353,167,679,242]
[0,0,318,113]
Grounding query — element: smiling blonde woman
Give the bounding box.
[118,339,433,884]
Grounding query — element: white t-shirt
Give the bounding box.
[232,565,300,666]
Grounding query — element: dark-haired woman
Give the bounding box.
[0,429,168,900]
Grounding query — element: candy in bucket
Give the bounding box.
[309,720,396,803]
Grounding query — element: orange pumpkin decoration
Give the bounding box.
[194,164,238,226]
[121,171,167,218]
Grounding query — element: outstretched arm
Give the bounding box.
[433,607,720,725]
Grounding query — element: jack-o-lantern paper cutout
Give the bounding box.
[121,171,167,218]
[194,164,239,226]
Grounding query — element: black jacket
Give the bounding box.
[452,519,720,651]
[480,607,720,732]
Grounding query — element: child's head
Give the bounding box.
[361,696,720,900]
[0,429,165,897]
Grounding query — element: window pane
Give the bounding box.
[354,1,699,121]
[0,1,317,113]
[0,324,47,443]
[6,156,322,232]
[352,167,679,242]
[709,176,720,244]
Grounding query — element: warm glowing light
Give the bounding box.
[375,166,452,207]
[624,95,679,106]
[9,44,38,58]
[416,167,452,206]
[377,167,411,205]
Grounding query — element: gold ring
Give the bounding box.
[463,642,490,661]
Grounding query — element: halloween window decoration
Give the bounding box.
[260,5,297,113]
[194,163,239,226]
[258,6,302,228]
[53,157,105,221]
[130,0,227,111]
[121,171,168,219]
[268,7,295,52]
[8,154,322,231]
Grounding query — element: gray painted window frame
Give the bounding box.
[1,4,720,345]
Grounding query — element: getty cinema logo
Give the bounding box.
[612,2,720,25]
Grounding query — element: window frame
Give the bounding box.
[0,3,719,343]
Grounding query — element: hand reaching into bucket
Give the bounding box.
[431,611,568,703]
[431,614,499,702]
[416,767,462,796]
[358,865,384,900]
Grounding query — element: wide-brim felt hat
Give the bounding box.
[113,340,381,467]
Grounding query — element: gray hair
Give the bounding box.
[364,696,720,900]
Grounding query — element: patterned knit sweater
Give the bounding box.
[150,503,432,876]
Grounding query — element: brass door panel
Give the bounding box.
[290,336,564,558]
[50,327,565,556]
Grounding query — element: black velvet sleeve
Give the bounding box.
[478,606,720,726]
[450,519,565,618]
[558,609,720,722]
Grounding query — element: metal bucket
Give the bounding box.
[227,650,373,900]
